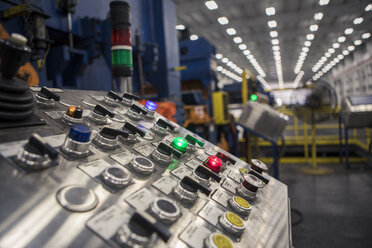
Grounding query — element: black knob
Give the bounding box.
[180,176,211,196]
[40,87,60,101]
[122,122,146,137]
[92,104,115,118]
[73,107,83,118]
[107,91,123,101]
[129,104,147,115]
[156,142,172,156]
[100,127,129,139]
[216,152,236,165]
[122,92,139,101]
[155,119,169,129]
[248,169,269,184]
[195,165,222,183]
[27,134,59,160]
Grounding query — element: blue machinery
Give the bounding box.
[0,0,183,121]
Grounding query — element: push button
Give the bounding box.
[101,166,132,188]
[236,174,263,201]
[130,156,155,175]
[204,233,234,248]
[250,159,268,173]
[228,196,251,216]
[144,100,157,118]
[218,211,245,236]
[62,106,83,125]
[171,137,188,154]
[61,124,92,158]
[149,197,182,224]
[203,155,223,173]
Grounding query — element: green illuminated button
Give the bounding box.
[171,137,188,154]
[185,134,204,147]
[250,94,258,101]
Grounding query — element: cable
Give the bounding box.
[291,208,303,226]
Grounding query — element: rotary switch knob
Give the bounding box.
[62,106,83,125]
[35,86,60,108]
[101,166,132,188]
[228,196,251,216]
[61,124,92,158]
[173,176,211,204]
[130,156,155,175]
[216,152,236,171]
[204,233,235,248]
[203,155,223,173]
[218,211,245,236]
[236,174,263,201]
[88,104,115,125]
[250,159,268,174]
[121,92,140,106]
[150,142,174,165]
[192,165,221,186]
[104,91,123,107]
[120,122,146,143]
[16,133,59,170]
[149,197,182,224]
[185,134,205,153]
[126,104,147,120]
[151,119,168,136]
[92,127,128,150]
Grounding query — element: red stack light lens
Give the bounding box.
[203,155,222,173]
[111,27,132,47]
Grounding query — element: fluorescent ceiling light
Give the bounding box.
[348,45,355,51]
[342,50,349,55]
[265,7,276,16]
[338,36,346,43]
[304,41,311,47]
[233,37,242,43]
[190,34,199,40]
[337,54,344,60]
[271,39,279,45]
[328,48,335,53]
[226,28,237,35]
[353,17,364,25]
[354,40,362,46]
[216,53,223,59]
[319,0,329,6]
[270,31,278,38]
[175,25,185,30]
[216,66,222,71]
[272,45,280,51]
[325,52,331,57]
[310,24,318,32]
[268,20,277,28]
[332,43,340,49]
[306,34,315,40]
[362,32,371,39]
[221,58,229,63]
[302,47,309,52]
[365,4,372,11]
[239,44,247,50]
[227,61,233,66]
[205,1,218,10]
[314,12,323,20]
[243,50,251,55]
[218,17,229,25]
[344,28,354,35]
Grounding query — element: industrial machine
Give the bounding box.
[342,94,372,128]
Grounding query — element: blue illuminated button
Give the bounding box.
[68,124,91,142]
[145,101,157,111]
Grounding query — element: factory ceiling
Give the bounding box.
[174,0,372,89]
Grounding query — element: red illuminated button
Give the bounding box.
[203,155,223,173]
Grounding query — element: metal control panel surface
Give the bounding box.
[0,89,290,248]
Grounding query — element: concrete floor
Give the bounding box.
[279,163,372,248]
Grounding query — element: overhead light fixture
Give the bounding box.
[272,45,280,51]
[362,32,371,39]
[227,61,233,66]
[190,34,199,40]
[306,34,315,40]
[328,48,335,53]
[302,47,309,52]
[337,54,344,60]
[354,40,362,46]
[310,24,318,32]
[217,17,229,25]
[216,66,223,71]
[365,4,372,11]
[344,28,354,35]
[221,57,229,63]
[271,39,279,45]
[270,31,278,38]
[314,12,323,20]
[265,7,276,16]
[332,43,340,49]
[175,25,185,30]
[239,44,247,50]
[325,52,331,57]
[304,41,311,47]
[342,50,349,55]
[348,45,355,51]
[319,0,329,6]
[338,36,346,43]
[243,50,251,55]
[268,20,277,28]
[205,1,218,10]
[353,17,364,25]
[216,53,223,59]
[233,37,242,43]
[226,28,237,35]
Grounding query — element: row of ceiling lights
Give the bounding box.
[265,6,284,89]
[311,3,372,82]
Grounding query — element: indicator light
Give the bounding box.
[67,106,76,117]
[68,124,91,142]
[171,137,188,154]
[250,94,258,101]
[203,155,222,173]
[145,101,157,111]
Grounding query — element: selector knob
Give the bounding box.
[236,174,263,201]
[216,152,237,171]
[92,127,128,150]
[250,159,268,174]
[218,211,245,236]
[149,197,182,224]
[120,122,146,143]
[61,124,92,158]
[88,104,115,125]
[126,104,147,120]
[116,212,171,247]
[16,133,59,170]
[203,155,223,173]
[151,119,169,136]
[228,196,251,216]
[150,142,174,165]
[101,166,132,188]
[35,86,60,108]
[204,233,235,248]
[130,156,155,175]
[173,176,211,204]
[143,100,157,118]
[122,92,140,106]
[104,91,123,107]
[192,165,222,186]
[185,134,205,153]
[62,106,83,125]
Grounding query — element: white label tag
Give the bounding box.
[152,176,177,195]
[78,159,112,178]
[111,150,134,166]
[228,170,242,183]
[196,154,209,162]
[185,158,201,170]
[171,166,192,179]
[211,189,231,208]
[221,178,239,194]
[180,221,212,248]
[134,145,154,157]
[198,201,224,226]
[125,188,155,211]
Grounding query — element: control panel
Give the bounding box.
[0,89,290,248]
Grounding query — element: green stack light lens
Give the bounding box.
[111,49,133,67]
[171,137,188,154]
[250,94,258,101]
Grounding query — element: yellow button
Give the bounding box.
[67,106,76,117]
[212,234,234,248]
[234,196,250,209]
[226,212,244,227]
[239,168,247,175]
